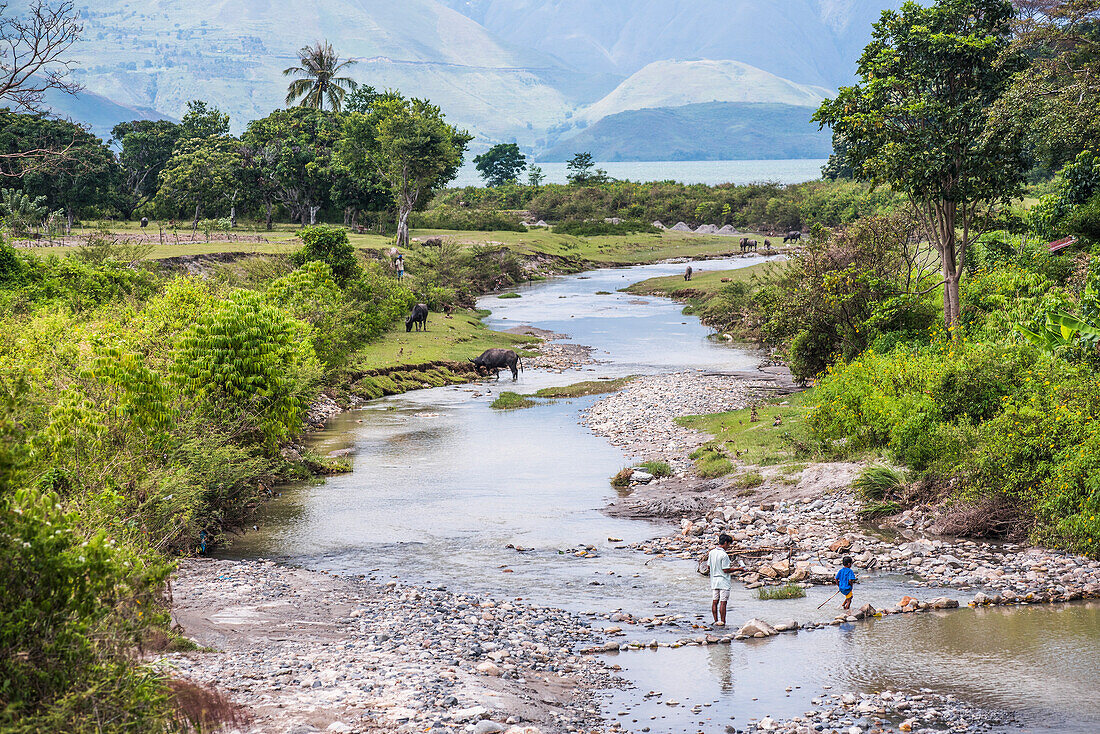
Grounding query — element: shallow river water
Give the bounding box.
[225,257,1100,733]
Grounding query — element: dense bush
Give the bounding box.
[409,204,525,232]
[173,289,320,446]
[405,241,525,308]
[0,488,174,732]
[292,225,360,284]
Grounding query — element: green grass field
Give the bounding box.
[14,223,781,266]
[346,309,536,371]
[677,389,818,468]
[625,261,781,297]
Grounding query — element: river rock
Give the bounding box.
[773,619,798,632]
[631,470,654,484]
[475,661,502,676]
[929,596,959,609]
[829,538,852,552]
[473,721,507,734]
[737,618,777,637]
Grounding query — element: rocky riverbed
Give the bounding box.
[584,371,783,461]
[165,559,614,734]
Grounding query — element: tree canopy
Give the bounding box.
[338,96,471,246]
[283,40,358,113]
[474,143,526,187]
[814,0,1027,327]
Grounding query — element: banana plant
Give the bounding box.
[1016,311,1100,351]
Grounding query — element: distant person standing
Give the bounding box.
[708,533,735,627]
[395,253,404,280]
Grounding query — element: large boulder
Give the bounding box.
[737,618,778,637]
[829,537,852,552]
[929,596,959,609]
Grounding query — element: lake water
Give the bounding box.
[227,257,1100,733]
[450,159,828,187]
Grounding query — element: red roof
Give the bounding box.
[1049,236,1078,253]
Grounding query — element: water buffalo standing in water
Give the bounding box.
[405,303,429,332]
[783,230,802,243]
[470,348,523,380]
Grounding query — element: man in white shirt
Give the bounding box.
[708,533,735,627]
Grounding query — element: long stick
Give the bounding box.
[816,588,841,609]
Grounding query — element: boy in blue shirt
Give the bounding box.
[836,556,857,611]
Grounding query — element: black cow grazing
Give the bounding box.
[740,237,758,253]
[783,230,802,243]
[684,265,693,281]
[140,217,149,228]
[470,348,523,380]
[405,303,429,332]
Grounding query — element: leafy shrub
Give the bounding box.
[172,289,320,445]
[293,225,360,285]
[410,205,525,231]
[690,444,735,478]
[852,465,904,501]
[0,488,174,731]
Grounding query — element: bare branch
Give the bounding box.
[0,1,83,113]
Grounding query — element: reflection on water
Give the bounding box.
[606,602,1100,733]
[224,256,1100,733]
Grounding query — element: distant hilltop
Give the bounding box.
[57,0,901,158]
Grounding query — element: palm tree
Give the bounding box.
[283,40,358,112]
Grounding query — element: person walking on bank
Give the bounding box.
[836,556,857,611]
[395,253,405,280]
[709,534,735,627]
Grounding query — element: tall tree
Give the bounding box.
[987,0,1100,174]
[0,1,82,177]
[814,0,1027,328]
[111,119,181,219]
[283,40,358,113]
[241,107,342,227]
[155,136,242,229]
[178,100,230,141]
[565,151,608,185]
[338,97,471,247]
[474,143,526,187]
[0,110,120,230]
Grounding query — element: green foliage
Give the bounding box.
[1028,149,1100,241]
[172,289,320,445]
[112,119,182,218]
[490,391,537,410]
[293,225,361,284]
[338,96,472,246]
[638,460,672,478]
[0,487,174,731]
[0,188,48,235]
[178,100,230,141]
[731,470,764,489]
[689,445,735,478]
[409,205,525,232]
[757,583,806,600]
[552,219,657,236]
[282,40,359,112]
[565,152,609,185]
[532,376,637,399]
[498,292,521,299]
[475,143,527,187]
[154,135,242,223]
[852,465,904,501]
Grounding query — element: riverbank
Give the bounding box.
[165,559,613,734]
[581,370,1100,620]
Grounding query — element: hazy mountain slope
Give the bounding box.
[438,0,900,88]
[42,87,172,142]
[540,102,832,162]
[576,60,831,124]
[65,0,572,144]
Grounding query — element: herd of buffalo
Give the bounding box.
[404,302,523,380]
[404,230,801,380]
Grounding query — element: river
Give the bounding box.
[224,257,1100,734]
